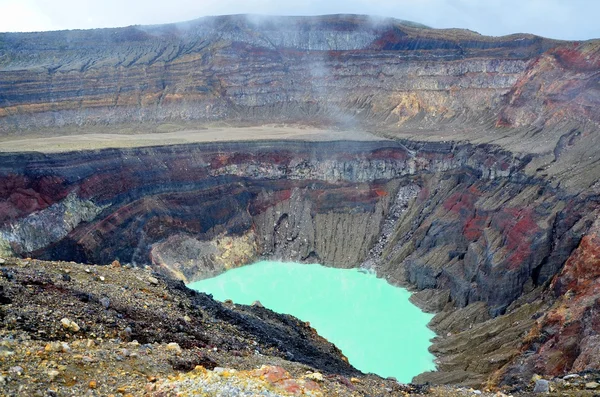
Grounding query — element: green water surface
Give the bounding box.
[188,260,435,382]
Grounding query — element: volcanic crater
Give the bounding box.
[1,14,600,395]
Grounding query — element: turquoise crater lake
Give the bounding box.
[188,261,435,382]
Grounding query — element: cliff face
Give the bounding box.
[0,15,568,133]
[2,15,599,192]
[1,14,600,389]
[500,216,600,385]
[0,140,515,277]
[0,138,597,387]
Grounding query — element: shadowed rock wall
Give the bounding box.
[1,14,600,389]
[0,138,597,387]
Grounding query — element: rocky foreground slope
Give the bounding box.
[1,14,600,394]
[2,256,600,396]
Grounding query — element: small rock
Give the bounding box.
[252,300,264,308]
[99,276,105,282]
[350,377,361,383]
[304,372,324,382]
[148,277,159,285]
[533,379,550,393]
[166,342,182,354]
[100,297,110,309]
[0,375,5,385]
[531,374,542,383]
[45,342,60,352]
[9,366,23,375]
[89,380,97,389]
[60,318,80,332]
[48,341,72,352]
[183,315,191,322]
[47,370,59,381]
[0,258,6,264]
[563,374,580,380]
[85,268,91,273]
[586,382,600,389]
[472,390,482,395]
[62,274,71,282]
[111,260,121,268]
[0,346,14,357]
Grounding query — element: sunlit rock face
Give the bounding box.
[1,14,600,388]
[2,14,597,139]
[0,15,549,130]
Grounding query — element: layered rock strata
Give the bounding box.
[0,136,597,388]
[1,14,600,390]
[0,15,558,132]
[0,140,514,277]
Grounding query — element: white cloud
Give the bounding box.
[0,0,58,32]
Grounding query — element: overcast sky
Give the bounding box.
[0,0,598,40]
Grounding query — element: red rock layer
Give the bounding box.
[501,217,600,382]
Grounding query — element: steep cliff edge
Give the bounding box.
[0,14,559,133]
[2,14,599,192]
[1,14,600,390]
[0,137,597,388]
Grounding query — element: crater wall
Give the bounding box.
[1,14,600,388]
[0,138,596,385]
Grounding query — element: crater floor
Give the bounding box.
[0,126,387,153]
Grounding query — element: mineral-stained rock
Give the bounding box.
[1,13,600,391]
[0,15,559,132]
[500,217,600,382]
[533,379,550,393]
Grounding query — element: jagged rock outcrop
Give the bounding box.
[499,215,600,385]
[0,140,516,279]
[1,14,600,389]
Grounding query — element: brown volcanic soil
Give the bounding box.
[0,256,485,396]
